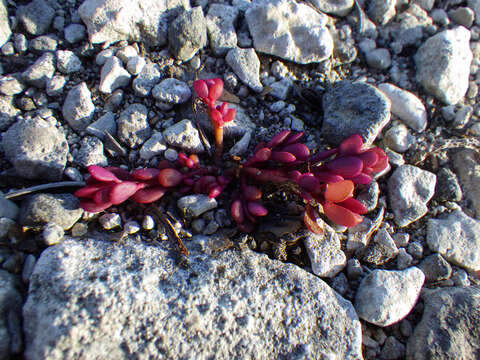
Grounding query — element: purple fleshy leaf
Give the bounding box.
[338,134,363,155]
[80,200,112,213]
[326,156,363,178]
[283,131,304,145]
[266,130,291,148]
[281,143,310,161]
[247,201,268,217]
[297,173,320,192]
[93,187,111,205]
[350,173,372,184]
[312,171,344,184]
[309,148,338,163]
[158,168,183,187]
[231,199,244,224]
[109,181,139,205]
[358,150,379,168]
[131,187,166,203]
[132,168,161,181]
[337,198,368,215]
[243,185,262,201]
[271,151,296,163]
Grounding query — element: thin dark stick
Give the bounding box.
[4,181,86,200]
[149,205,189,256]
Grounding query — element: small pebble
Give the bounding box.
[164,148,178,161]
[451,269,471,287]
[99,213,122,230]
[42,223,64,246]
[124,221,141,235]
[407,241,423,259]
[21,254,36,283]
[142,215,155,231]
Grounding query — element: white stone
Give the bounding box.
[126,56,146,75]
[142,215,155,230]
[206,4,239,56]
[99,213,121,230]
[139,132,167,160]
[99,56,131,94]
[124,221,140,234]
[56,50,82,74]
[226,47,263,92]
[152,78,191,104]
[42,223,64,246]
[177,195,217,219]
[163,119,205,154]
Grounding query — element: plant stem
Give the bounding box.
[214,126,224,165]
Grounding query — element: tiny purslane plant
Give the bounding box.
[74,78,389,251]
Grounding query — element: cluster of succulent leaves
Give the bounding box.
[74,78,389,235]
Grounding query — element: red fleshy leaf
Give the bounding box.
[312,171,344,184]
[243,167,289,183]
[247,201,268,217]
[337,198,368,214]
[339,134,363,155]
[358,149,379,168]
[231,199,244,224]
[93,187,111,205]
[288,170,302,181]
[281,143,310,161]
[208,79,223,103]
[177,153,189,167]
[309,148,338,163]
[271,151,296,163]
[370,148,389,172]
[216,175,230,186]
[88,165,121,183]
[253,142,267,154]
[158,168,183,187]
[193,175,216,193]
[188,154,200,168]
[303,204,324,234]
[324,180,354,203]
[74,184,107,198]
[131,187,166,203]
[243,185,262,201]
[104,166,133,181]
[208,185,223,198]
[223,108,235,123]
[283,131,305,145]
[297,173,320,192]
[237,220,255,233]
[266,129,291,148]
[132,168,160,181]
[109,181,139,205]
[326,156,363,178]
[157,160,176,170]
[80,200,112,213]
[350,173,372,184]
[254,147,272,162]
[193,79,208,99]
[209,108,224,127]
[323,202,363,227]
[183,177,195,186]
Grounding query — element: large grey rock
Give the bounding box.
[23,236,363,359]
[22,52,55,88]
[2,117,68,181]
[378,83,427,132]
[391,4,432,47]
[0,75,24,96]
[427,210,480,272]
[355,267,425,327]
[78,0,190,46]
[388,165,436,227]
[304,222,346,278]
[406,286,480,360]
[206,4,239,57]
[0,0,11,48]
[451,149,480,219]
[116,103,151,149]
[245,0,333,64]
[139,132,167,160]
[168,6,206,61]
[17,0,55,35]
[468,0,480,25]
[307,0,354,17]
[322,81,391,145]
[0,270,22,359]
[226,47,262,92]
[62,82,95,131]
[415,27,472,105]
[86,112,116,140]
[0,96,19,131]
[19,194,82,230]
[163,119,205,153]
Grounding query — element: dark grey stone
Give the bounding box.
[418,254,452,282]
[17,0,55,35]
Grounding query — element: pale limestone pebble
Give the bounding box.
[116,103,151,149]
[99,56,131,94]
[452,104,473,129]
[126,56,146,76]
[226,47,262,92]
[383,123,414,153]
[347,217,373,252]
[206,4,239,56]
[0,0,11,47]
[17,0,55,35]
[307,0,354,17]
[132,63,162,97]
[378,83,428,132]
[152,78,191,104]
[229,130,251,157]
[64,167,83,182]
[64,24,86,44]
[142,215,155,231]
[62,82,95,131]
[42,223,64,246]
[86,112,116,140]
[74,136,108,167]
[0,75,24,96]
[95,48,115,66]
[56,50,81,74]
[124,221,141,235]
[98,213,122,230]
[116,45,137,64]
[22,52,55,88]
[139,132,167,160]
[22,255,36,283]
[163,119,205,154]
[46,75,66,97]
[177,195,217,219]
[365,48,392,70]
[0,218,16,239]
[164,148,178,162]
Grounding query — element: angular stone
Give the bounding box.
[17,0,55,35]
[56,50,82,74]
[0,270,22,358]
[139,132,167,160]
[355,267,425,327]
[206,4,239,56]
[22,52,55,88]
[86,112,116,140]
[0,75,24,96]
[19,194,82,230]
[64,24,86,44]
[78,0,190,46]
[245,0,333,64]
[62,82,95,131]
[163,119,204,154]
[74,136,108,167]
[418,254,452,282]
[23,236,363,359]
[168,6,206,61]
[406,286,480,360]
[367,0,396,25]
[132,63,162,97]
[451,149,480,219]
[116,103,151,149]
[378,83,427,132]
[307,0,354,17]
[177,195,217,219]
[0,95,20,131]
[427,210,480,272]
[226,47,262,92]
[99,56,131,94]
[0,0,10,48]
[2,117,68,181]
[415,27,472,105]
[152,78,191,104]
[322,81,391,145]
[388,165,436,227]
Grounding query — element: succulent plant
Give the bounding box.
[74,78,389,236]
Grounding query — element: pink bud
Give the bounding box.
[209,185,223,198]
[193,80,209,99]
[208,79,223,103]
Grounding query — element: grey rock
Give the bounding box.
[357,181,379,212]
[1,41,14,55]
[407,242,424,260]
[385,148,405,167]
[452,104,473,129]
[269,78,292,100]
[360,228,399,265]
[245,0,333,64]
[355,267,425,327]
[45,75,66,97]
[116,46,137,64]
[99,56,131,94]
[78,0,189,46]
[163,119,205,153]
[103,89,124,111]
[29,34,57,52]
[23,236,363,359]
[95,48,115,66]
[42,223,64,246]
[116,103,151,149]
[388,165,436,227]
[86,112,116,140]
[2,117,68,181]
[431,8,449,26]
[132,63,162,97]
[413,0,435,11]
[19,194,82,230]
[347,217,373,252]
[0,0,10,48]
[17,0,55,35]
[451,269,471,287]
[436,167,462,202]
[163,148,178,161]
[365,48,392,70]
[64,24,86,44]
[381,336,406,360]
[415,26,473,105]
[397,248,414,270]
[418,254,452,282]
[74,136,107,167]
[307,0,354,17]
[406,286,480,360]
[13,33,27,53]
[139,132,167,160]
[469,0,480,25]
[427,209,480,272]
[0,218,16,241]
[0,270,22,358]
[384,124,413,153]
[22,52,55,88]
[206,4,239,56]
[346,258,363,280]
[22,254,36,283]
[378,83,428,132]
[228,130,251,157]
[391,4,433,47]
[304,221,346,278]
[449,7,475,28]
[62,82,95,131]
[126,56,145,76]
[322,81,391,145]
[0,75,24,96]
[393,232,410,248]
[56,50,81,74]
[98,213,122,230]
[367,0,396,25]
[331,272,349,296]
[0,96,19,131]
[169,6,206,61]
[0,195,19,220]
[451,149,480,218]
[177,195,217,219]
[226,47,262,92]
[152,78,191,104]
